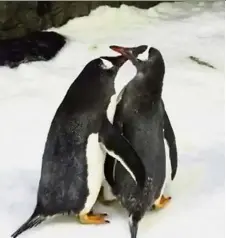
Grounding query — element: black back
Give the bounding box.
[0,31,66,68]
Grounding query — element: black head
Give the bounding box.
[109,45,165,99]
[146,47,165,77]
[110,45,165,77]
[100,55,127,69]
[100,44,147,70]
[148,47,164,68]
[81,56,124,77]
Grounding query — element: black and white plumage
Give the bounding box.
[103,46,178,238]
[11,46,147,238]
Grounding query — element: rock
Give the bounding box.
[0,1,164,40]
[0,2,18,25]
[0,31,67,68]
[70,2,92,17]
[37,1,52,17]
[50,2,69,27]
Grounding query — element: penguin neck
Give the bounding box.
[133,72,164,103]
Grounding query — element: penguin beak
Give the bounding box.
[110,45,147,58]
[109,45,131,58]
[110,45,140,67]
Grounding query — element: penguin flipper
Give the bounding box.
[103,104,123,196]
[163,110,178,180]
[104,154,116,189]
[104,104,123,190]
[99,116,145,188]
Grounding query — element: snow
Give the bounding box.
[0,1,224,238]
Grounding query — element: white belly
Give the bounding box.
[106,94,118,123]
[165,138,172,185]
[154,139,171,204]
[80,133,106,215]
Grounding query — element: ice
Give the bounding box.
[0,2,224,238]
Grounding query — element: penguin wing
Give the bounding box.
[104,154,116,188]
[163,109,178,180]
[99,115,145,189]
[104,103,124,191]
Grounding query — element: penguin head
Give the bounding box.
[98,45,146,78]
[100,43,147,71]
[83,56,126,78]
[100,56,127,70]
[109,45,148,57]
[109,45,148,68]
[110,45,165,79]
[147,47,165,70]
[85,56,128,96]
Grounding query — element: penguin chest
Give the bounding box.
[80,133,106,215]
[153,140,171,204]
[164,138,172,185]
[106,94,118,123]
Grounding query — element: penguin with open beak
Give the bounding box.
[103,45,178,238]
[11,45,147,238]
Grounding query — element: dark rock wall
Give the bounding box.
[0,1,161,40]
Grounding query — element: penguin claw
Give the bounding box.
[152,195,172,210]
[78,213,110,225]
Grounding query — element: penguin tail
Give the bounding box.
[11,204,46,238]
[129,212,141,238]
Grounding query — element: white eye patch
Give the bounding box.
[100,58,113,69]
[137,49,148,61]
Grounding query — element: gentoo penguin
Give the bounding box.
[101,48,178,205]
[103,46,178,238]
[11,46,147,238]
[99,45,150,203]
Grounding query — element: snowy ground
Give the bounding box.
[0,2,224,238]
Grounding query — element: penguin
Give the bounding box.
[11,46,147,238]
[102,45,178,238]
[101,48,178,206]
[99,45,150,203]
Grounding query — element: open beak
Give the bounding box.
[110,45,131,58]
[110,45,140,67]
[110,45,147,57]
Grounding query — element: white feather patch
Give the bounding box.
[101,58,113,69]
[154,139,171,205]
[80,133,105,215]
[106,94,118,123]
[137,49,149,61]
[102,179,116,201]
[100,143,137,184]
[114,60,136,95]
